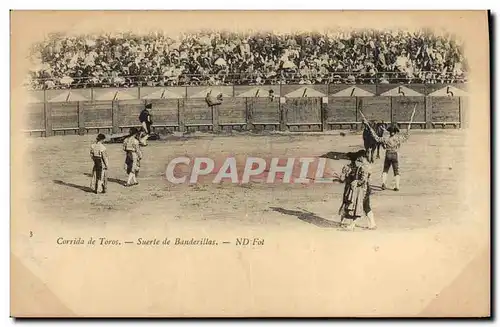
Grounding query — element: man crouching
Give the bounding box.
[338,150,377,231]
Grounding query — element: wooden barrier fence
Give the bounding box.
[21,84,469,137]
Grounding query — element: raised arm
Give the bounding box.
[399,130,410,143]
[363,119,384,143]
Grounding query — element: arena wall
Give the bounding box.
[22,83,468,137]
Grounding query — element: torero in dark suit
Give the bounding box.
[139,103,153,146]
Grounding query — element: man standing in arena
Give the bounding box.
[90,133,109,194]
[338,150,377,231]
[139,103,153,146]
[363,118,410,191]
[123,127,143,186]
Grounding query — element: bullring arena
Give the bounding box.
[9,18,491,317]
[17,99,489,316]
[14,83,491,316]
[25,125,468,232]
[21,81,471,230]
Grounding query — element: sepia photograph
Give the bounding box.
[10,10,490,317]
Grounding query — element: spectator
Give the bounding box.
[26,29,468,90]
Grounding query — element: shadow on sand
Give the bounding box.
[319,151,350,161]
[319,151,385,190]
[53,180,94,193]
[269,207,342,228]
[53,173,129,193]
[83,173,128,186]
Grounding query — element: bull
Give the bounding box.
[362,120,387,163]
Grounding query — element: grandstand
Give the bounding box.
[26,29,467,89]
[22,29,469,137]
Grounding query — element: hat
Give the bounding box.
[145,103,152,109]
[346,150,365,162]
[387,124,400,134]
[355,150,367,161]
[129,127,139,136]
[96,133,106,141]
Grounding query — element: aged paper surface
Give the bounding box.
[10,10,490,317]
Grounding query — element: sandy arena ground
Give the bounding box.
[20,130,470,229]
[11,129,490,317]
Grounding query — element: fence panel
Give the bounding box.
[391,96,426,123]
[83,101,113,128]
[284,98,322,125]
[217,98,247,125]
[247,98,280,125]
[50,102,78,131]
[117,100,146,127]
[430,97,460,127]
[184,99,213,127]
[325,97,357,127]
[357,97,391,122]
[146,99,180,126]
[24,103,45,131]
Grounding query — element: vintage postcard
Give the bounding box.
[10,10,490,317]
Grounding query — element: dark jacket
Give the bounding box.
[139,109,152,124]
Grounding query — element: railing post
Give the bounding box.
[425,96,432,129]
[321,97,328,132]
[390,96,394,123]
[459,96,462,129]
[212,104,220,133]
[356,96,363,131]
[44,102,52,137]
[459,96,468,129]
[44,87,52,137]
[178,99,185,133]
[112,101,119,134]
[245,98,251,131]
[279,97,286,132]
[78,102,85,135]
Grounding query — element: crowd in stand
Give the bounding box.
[26,29,467,89]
